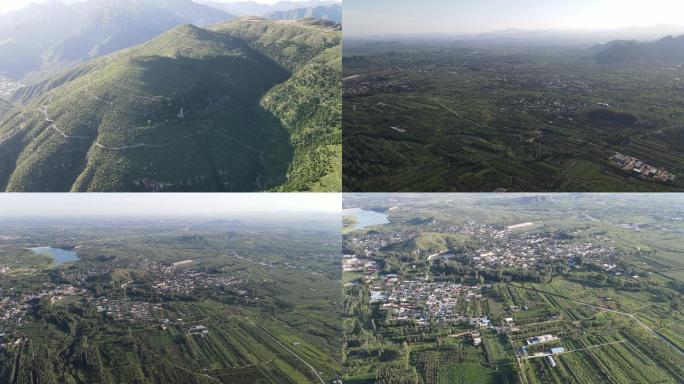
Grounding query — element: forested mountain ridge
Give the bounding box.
[211,18,342,191]
[0,18,341,192]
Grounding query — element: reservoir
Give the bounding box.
[29,247,80,266]
[344,208,389,231]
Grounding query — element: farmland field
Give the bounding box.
[0,202,342,384]
[342,193,684,384]
[343,41,684,192]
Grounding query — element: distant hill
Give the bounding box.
[198,0,338,17]
[0,18,341,192]
[593,34,684,64]
[0,0,234,79]
[264,4,341,23]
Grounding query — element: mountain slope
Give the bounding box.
[593,34,684,64]
[0,18,341,192]
[264,4,341,23]
[211,18,342,191]
[0,0,234,79]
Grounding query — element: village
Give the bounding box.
[347,217,622,275]
[610,152,675,183]
[343,74,413,99]
[0,258,252,349]
[370,278,492,327]
[360,271,572,367]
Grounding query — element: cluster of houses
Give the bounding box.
[470,229,618,271]
[518,333,566,367]
[189,324,209,337]
[0,335,25,351]
[346,229,418,258]
[539,77,591,92]
[96,297,159,322]
[343,74,412,98]
[343,255,379,273]
[370,278,491,326]
[346,214,623,286]
[0,257,253,339]
[517,334,565,368]
[512,97,578,122]
[342,255,379,282]
[419,220,620,272]
[610,152,675,183]
[527,334,559,346]
[148,262,248,297]
[0,284,83,328]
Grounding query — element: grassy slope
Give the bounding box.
[0,18,341,192]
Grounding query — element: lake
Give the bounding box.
[344,208,389,231]
[29,247,80,266]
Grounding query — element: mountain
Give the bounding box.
[0,18,341,192]
[593,34,684,64]
[265,4,341,23]
[198,0,338,17]
[349,25,684,47]
[0,0,234,79]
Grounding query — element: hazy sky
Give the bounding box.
[0,0,66,14]
[345,0,684,36]
[0,193,341,217]
[0,0,308,15]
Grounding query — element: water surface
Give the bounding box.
[344,208,389,231]
[29,247,80,266]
